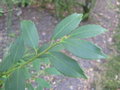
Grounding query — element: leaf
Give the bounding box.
[44,67,61,75]
[9,37,25,62]
[36,78,50,89]
[0,87,5,90]
[26,83,34,90]
[5,68,26,90]
[49,52,87,78]
[70,24,107,38]
[36,86,43,90]
[38,43,64,58]
[40,58,50,64]
[39,43,64,52]
[0,56,14,72]
[32,59,40,71]
[52,13,83,40]
[21,20,39,48]
[50,44,65,51]
[0,37,25,72]
[0,8,4,13]
[62,38,107,59]
[25,68,31,80]
[0,8,4,16]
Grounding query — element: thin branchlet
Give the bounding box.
[0,35,69,78]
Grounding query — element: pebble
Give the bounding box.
[97,59,101,63]
[42,32,46,36]
[116,1,120,5]
[69,86,73,90]
[16,8,22,16]
[108,38,112,42]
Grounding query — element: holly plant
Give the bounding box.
[0,13,107,90]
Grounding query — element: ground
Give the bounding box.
[0,0,119,90]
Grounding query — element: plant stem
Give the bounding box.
[0,39,62,77]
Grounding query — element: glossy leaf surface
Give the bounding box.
[21,20,39,48]
[5,68,26,90]
[49,52,87,78]
[0,37,25,72]
[63,39,107,59]
[70,24,107,38]
[52,13,83,39]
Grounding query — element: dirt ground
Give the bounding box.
[0,0,119,90]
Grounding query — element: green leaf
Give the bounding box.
[62,38,107,59]
[39,43,64,52]
[25,68,32,80]
[0,8,4,16]
[5,68,26,90]
[0,87,5,90]
[52,13,83,40]
[36,86,43,90]
[40,58,50,64]
[0,8,4,13]
[0,37,25,72]
[36,78,50,89]
[32,59,40,71]
[38,43,64,58]
[49,52,87,78]
[9,37,25,62]
[70,24,107,38]
[26,83,34,90]
[44,67,61,75]
[21,20,39,48]
[50,44,65,51]
[0,56,12,72]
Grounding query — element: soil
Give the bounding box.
[0,0,119,90]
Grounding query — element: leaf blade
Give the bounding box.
[0,37,25,72]
[49,52,87,78]
[5,68,26,90]
[70,24,107,38]
[21,20,39,48]
[26,84,34,90]
[36,78,50,89]
[52,13,83,40]
[44,67,61,75]
[62,39,107,59]
[32,59,40,71]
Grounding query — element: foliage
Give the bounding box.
[93,13,120,90]
[0,8,4,16]
[102,56,120,90]
[100,24,120,90]
[0,13,107,90]
[0,0,96,35]
[12,0,32,7]
[3,0,96,19]
[39,0,96,20]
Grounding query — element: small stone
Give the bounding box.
[116,1,120,5]
[16,9,22,16]
[89,68,93,71]
[33,17,36,20]
[97,59,101,62]
[69,86,73,90]
[108,38,112,42]
[115,75,118,80]
[42,32,46,36]
[53,81,56,85]
[31,71,34,74]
